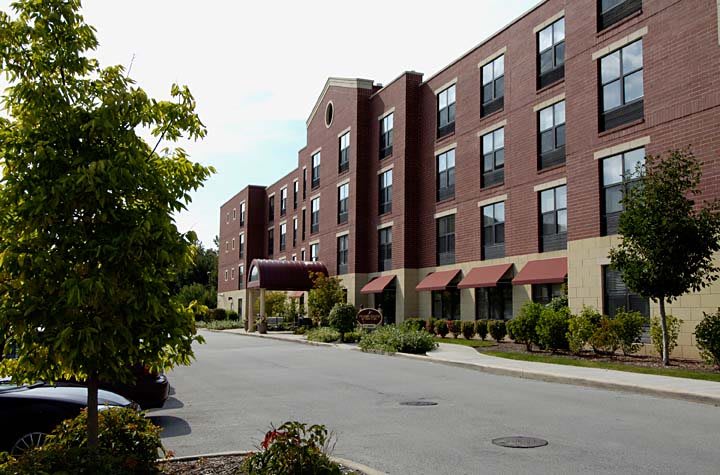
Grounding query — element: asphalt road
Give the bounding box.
[150,331,720,474]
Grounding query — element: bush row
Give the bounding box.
[401,318,507,342]
[358,325,437,354]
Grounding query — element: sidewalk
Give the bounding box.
[221,329,720,406]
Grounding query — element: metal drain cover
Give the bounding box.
[492,436,548,448]
[399,401,438,406]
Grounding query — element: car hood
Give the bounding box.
[6,385,132,407]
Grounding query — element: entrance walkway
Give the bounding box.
[222,329,720,405]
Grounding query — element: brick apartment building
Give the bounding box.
[219,0,720,359]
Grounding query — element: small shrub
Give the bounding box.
[2,408,164,474]
[507,302,543,351]
[434,320,449,338]
[342,330,363,343]
[650,314,683,358]
[293,326,307,335]
[590,316,621,355]
[242,421,341,475]
[207,307,227,322]
[328,303,357,340]
[306,327,341,343]
[567,306,600,355]
[204,319,243,330]
[536,307,570,352]
[226,310,239,321]
[461,321,476,340]
[614,309,646,355]
[695,309,720,368]
[425,318,436,335]
[545,294,569,311]
[402,318,426,332]
[475,319,488,341]
[359,325,437,354]
[446,320,460,339]
[488,320,507,343]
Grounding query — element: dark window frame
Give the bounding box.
[267,229,274,256]
[436,214,456,266]
[538,100,566,169]
[280,188,287,217]
[310,243,319,262]
[603,265,650,318]
[601,147,645,235]
[476,282,513,320]
[379,227,392,272]
[239,233,245,259]
[436,149,456,202]
[432,287,461,320]
[301,209,306,241]
[537,18,565,89]
[481,55,505,116]
[482,201,505,260]
[311,152,321,189]
[339,132,350,174]
[532,283,564,305]
[481,127,505,187]
[599,40,644,131]
[302,169,307,199]
[292,218,298,247]
[268,196,275,222]
[310,197,320,234]
[598,0,642,31]
[380,113,394,159]
[540,185,567,252]
[337,183,349,224]
[239,202,245,226]
[379,169,393,215]
[437,84,456,138]
[279,223,287,251]
[337,235,349,275]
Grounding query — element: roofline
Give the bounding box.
[306,77,375,127]
[369,71,424,100]
[220,185,266,207]
[421,0,548,87]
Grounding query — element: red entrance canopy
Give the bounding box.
[512,258,567,285]
[458,263,513,289]
[360,275,396,294]
[415,269,461,292]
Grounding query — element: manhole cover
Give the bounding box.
[399,401,438,407]
[492,436,548,448]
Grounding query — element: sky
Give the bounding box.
[0,0,540,247]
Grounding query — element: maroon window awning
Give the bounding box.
[360,275,396,294]
[458,263,513,289]
[416,269,461,292]
[512,258,567,285]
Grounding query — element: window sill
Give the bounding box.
[596,9,643,37]
[598,117,645,137]
[537,162,566,174]
[435,196,456,206]
[480,181,504,192]
[479,108,504,122]
[435,131,455,143]
[536,78,565,95]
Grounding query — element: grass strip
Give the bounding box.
[433,338,496,348]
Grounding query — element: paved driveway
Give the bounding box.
[150,331,720,474]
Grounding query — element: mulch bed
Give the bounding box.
[475,340,718,372]
[160,455,362,474]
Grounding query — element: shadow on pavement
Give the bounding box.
[168,386,176,396]
[161,396,184,410]
[149,415,192,438]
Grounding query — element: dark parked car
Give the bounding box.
[0,380,136,454]
[100,366,170,410]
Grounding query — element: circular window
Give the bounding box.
[325,101,334,127]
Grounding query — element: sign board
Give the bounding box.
[357,308,383,329]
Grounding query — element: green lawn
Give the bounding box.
[434,337,496,348]
[483,350,720,383]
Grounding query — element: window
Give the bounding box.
[599,0,642,30]
[538,18,565,89]
[240,202,245,226]
[239,233,244,259]
[231,237,235,250]
[337,235,348,275]
[481,56,504,116]
[540,185,567,252]
[293,217,298,247]
[482,128,504,187]
[379,227,392,271]
[302,209,306,241]
[311,197,320,234]
[238,264,244,289]
[225,212,229,224]
[436,149,456,201]
[436,214,456,265]
[311,152,321,188]
[302,168,307,199]
[339,132,350,173]
[380,113,393,159]
[231,267,234,280]
[483,202,505,259]
[267,229,274,256]
[432,287,460,320]
[437,84,456,138]
[601,147,645,235]
[249,265,259,283]
[280,188,287,216]
[292,255,297,261]
[600,40,644,131]
[224,269,228,281]
[476,283,512,320]
[538,100,566,169]
[337,183,349,224]
[603,266,649,318]
[268,196,275,222]
[310,243,319,262]
[379,170,392,214]
[225,241,229,253]
[280,223,287,251]
[532,283,564,305]
[293,181,298,209]
[301,249,306,261]
[232,208,236,220]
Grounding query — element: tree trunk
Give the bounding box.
[659,298,670,366]
[87,372,99,449]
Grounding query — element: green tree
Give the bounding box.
[609,149,720,365]
[253,291,288,317]
[0,0,213,447]
[307,272,345,327]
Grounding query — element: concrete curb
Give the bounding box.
[158,450,387,474]
[219,330,720,406]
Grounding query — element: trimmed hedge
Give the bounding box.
[446,320,460,339]
[461,321,476,340]
[536,307,570,353]
[507,302,543,351]
[695,309,720,368]
[306,327,341,343]
[359,325,437,354]
[475,319,488,341]
[488,320,507,343]
[434,320,449,338]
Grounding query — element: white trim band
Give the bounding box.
[533,93,565,112]
[377,164,394,175]
[377,220,394,230]
[434,77,457,94]
[336,230,350,238]
[435,142,457,156]
[592,26,648,60]
[337,126,351,138]
[378,108,395,121]
[477,119,507,138]
[434,208,457,219]
[534,177,567,192]
[533,10,565,34]
[477,47,507,69]
[478,194,508,208]
[594,136,651,160]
